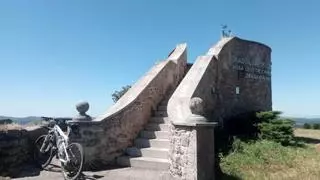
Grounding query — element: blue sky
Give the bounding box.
[0,0,319,118]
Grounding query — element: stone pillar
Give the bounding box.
[68,101,93,138]
[67,101,101,170]
[170,97,217,180]
[170,122,216,180]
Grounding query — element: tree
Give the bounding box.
[112,85,131,103]
[303,123,311,129]
[256,111,295,146]
[313,123,320,130]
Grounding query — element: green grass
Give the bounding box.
[220,139,320,180]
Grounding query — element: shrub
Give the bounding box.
[215,111,299,179]
[313,123,320,129]
[256,111,295,146]
[231,137,245,153]
[219,111,297,146]
[303,123,312,129]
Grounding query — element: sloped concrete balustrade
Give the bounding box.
[68,43,188,170]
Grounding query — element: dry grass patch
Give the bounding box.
[294,128,320,140]
[220,140,320,180]
[0,123,22,131]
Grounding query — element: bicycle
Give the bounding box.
[34,120,84,180]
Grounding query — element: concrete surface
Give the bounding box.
[13,159,172,180]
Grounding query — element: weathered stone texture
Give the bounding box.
[169,125,197,179]
[169,124,215,180]
[168,36,271,179]
[169,37,272,124]
[0,126,47,177]
[192,55,218,120]
[168,55,217,123]
[68,44,188,169]
[210,37,272,123]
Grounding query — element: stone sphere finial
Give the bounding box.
[76,101,89,114]
[187,97,208,122]
[189,97,205,116]
[72,101,92,121]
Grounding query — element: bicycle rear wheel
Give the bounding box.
[34,135,54,169]
[61,143,84,180]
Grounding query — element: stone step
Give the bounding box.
[140,147,169,159]
[145,123,169,131]
[134,138,170,149]
[155,111,168,117]
[149,117,169,124]
[157,105,167,111]
[125,147,169,159]
[117,156,169,170]
[140,131,169,139]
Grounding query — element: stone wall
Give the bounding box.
[207,37,272,123]
[167,36,271,180]
[169,37,272,124]
[68,44,188,169]
[168,55,217,123]
[167,54,219,180]
[0,126,47,177]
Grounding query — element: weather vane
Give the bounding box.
[221,24,232,38]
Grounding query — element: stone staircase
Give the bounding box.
[117,96,171,170]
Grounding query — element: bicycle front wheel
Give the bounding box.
[34,135,54,169]
[61,143,84,180]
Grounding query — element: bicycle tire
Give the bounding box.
[61,142,84,180]
[34,135,54,169]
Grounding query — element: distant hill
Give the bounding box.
[283,117,320,127]
[0,116,42,125]
[1,115,319,127]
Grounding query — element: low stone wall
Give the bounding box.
[68,43,188,169]
[0,126,47,177]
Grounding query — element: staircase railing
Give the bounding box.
[68,44,188,169]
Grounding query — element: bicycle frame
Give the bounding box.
[36,120,84,180]
[56,124,70,163]
[44,124,71,164]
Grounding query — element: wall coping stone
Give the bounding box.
[207,36,272,58]
[94,43,187,122]
[167,55,215,123]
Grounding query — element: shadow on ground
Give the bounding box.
[219,173,242,180]
[12,163,42,178]
[12,163,63,178]
[78,174,104,180]
[215,164,242,180]
[294,136,320,144]
[13,160,137,180]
